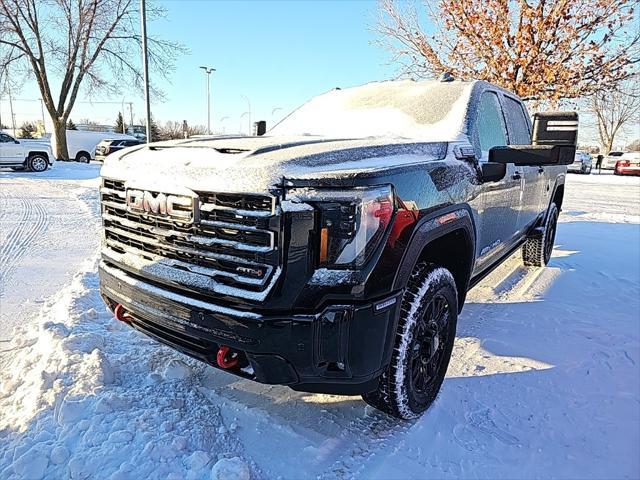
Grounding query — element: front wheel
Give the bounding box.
[27,154,49,172]
[522,203,559,267]
[362,263,458,419]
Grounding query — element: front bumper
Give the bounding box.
[99,261,401,395]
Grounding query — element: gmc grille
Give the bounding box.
[100,178,281,301]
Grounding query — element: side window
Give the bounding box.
[477,92,507,153]
[0,134,13,143]
[503,96,531,145]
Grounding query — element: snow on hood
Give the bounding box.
[101,136,449,194]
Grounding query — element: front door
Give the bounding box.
[0,133,23,165]
[474,91,522,274]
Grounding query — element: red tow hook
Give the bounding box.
[216,345,239,369]
[114,303,133,323]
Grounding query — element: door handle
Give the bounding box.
[512,172,521,180]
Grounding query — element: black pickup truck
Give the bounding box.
[98,79,576,419]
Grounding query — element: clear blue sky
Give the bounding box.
[2,1,631,146]
[150,0,394,133]
[3,0,396,134]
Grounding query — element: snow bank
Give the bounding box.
[0,260,255,480]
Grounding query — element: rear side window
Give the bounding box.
[503,96,531,145]
[476,92,507,152]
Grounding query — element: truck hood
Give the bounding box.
[101,136,449,193]
[20,139,52,149]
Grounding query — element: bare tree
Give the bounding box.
[0,0,185,159]
[377,0,639,103]
[158,120,207,141]
[591,81,640,154]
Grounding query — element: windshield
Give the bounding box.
[270,80,473,141]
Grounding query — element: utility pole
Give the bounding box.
[6,78,16,135]
[199,66,216,135]
[39,98,46,133]
[140,0,151,143]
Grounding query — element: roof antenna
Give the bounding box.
[439,72,454,82]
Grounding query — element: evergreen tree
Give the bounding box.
[66,119,78,130]
[114,112,126,133]
[18,122,36,139]
[141,116,161,142]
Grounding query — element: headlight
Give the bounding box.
[289,185,395,268]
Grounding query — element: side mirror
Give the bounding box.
[489,144,575,166]
[489,111,578,166]
[532,111,578,147]
[14,140,20,144]
[481,162,506,183]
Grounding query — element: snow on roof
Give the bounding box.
[270,80,475,141]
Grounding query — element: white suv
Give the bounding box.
[602,151,625,170]
[0,133,56,172]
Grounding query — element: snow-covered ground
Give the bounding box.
[0,164,638,479]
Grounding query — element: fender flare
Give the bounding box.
[542,175,565,224]
[392,205,476,301]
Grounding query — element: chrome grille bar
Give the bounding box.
[100,178,281,298]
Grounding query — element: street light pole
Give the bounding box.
[219,116,229,135]
[240,112,249,135]
[241,95,251,135]
[140,0,151,143]
[199,66,216,135]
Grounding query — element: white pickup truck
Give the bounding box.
[0,132,56,172]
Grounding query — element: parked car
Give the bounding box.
[0,132,55,172]
[567,151,592,174]
[602,151,625,170]
[98,79,576,419]
[51,130,138,163]
[614,152,640,176]
[95,138,143,162]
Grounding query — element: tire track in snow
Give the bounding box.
[319,411,411,479]
[0,182,50,297]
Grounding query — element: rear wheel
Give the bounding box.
[362,263,458,419]
[76,151,91,163]
[522,203,558,267]
[27,154,48,172]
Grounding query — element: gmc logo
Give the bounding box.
[126,189,195,223]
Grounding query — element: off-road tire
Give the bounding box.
[522,202,559,267]
[362,262,458,419]
[27,154,48,172]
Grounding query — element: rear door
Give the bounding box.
[501,95,544,229]
[474,91,522,272]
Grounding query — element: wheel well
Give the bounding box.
[417,228,474,311]
[28,151,49,160]
[552,183,565,211]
